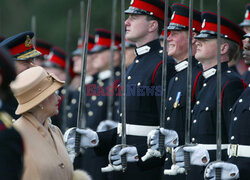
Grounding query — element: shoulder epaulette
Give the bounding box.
[0,112,14,129]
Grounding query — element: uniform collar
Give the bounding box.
[98,69,111,80]
[175,60,188,72]
[134,39,161,56]
[202,62,228,79]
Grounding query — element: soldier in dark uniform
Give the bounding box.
[43,46,75,130]
[183,12,246,179]
[161,4,202,179]
[242,33,250,84]
[73,29,121,180]
[0,31,41,120]
[240,4,250,34]
[66,0,176,179]
[0,47,23,180]
[204,32,250,180]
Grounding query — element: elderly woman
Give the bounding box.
[10,66,90,180]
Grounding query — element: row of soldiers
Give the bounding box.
[0,0,250,179]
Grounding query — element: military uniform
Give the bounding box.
[0,111,23,180]
[243,67,250,85]
[95,39,176,180]
[73,29,121,180]
[189,63,245,179]
[227,86,250,180]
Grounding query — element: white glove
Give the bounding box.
[204,161,239,180]
[63,127,77,162]
[147,128,179,150]
[174,144,210,167]
[110,145,139,166]
[97,120,118,132]
[76,128,99,148]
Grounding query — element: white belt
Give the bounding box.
[117,123,159,137]
[199,144,229,150]
[228,144,250,158]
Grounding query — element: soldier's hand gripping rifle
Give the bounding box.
[63,0,95,162]
[101,0,131,173]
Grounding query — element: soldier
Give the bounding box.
[0,31,41,119]
[240,4,250,33]
[66,0,176,179]
[67,35,97,128]
[160,3,203,179]
[204,32,250,180]
[0,47,24,180]
[179,12,246,179]
[242,33,250,84]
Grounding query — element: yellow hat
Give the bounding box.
[10,66,64,115]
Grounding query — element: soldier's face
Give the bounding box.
[72,55,82,74]
[16,59,35,74]
[243,26,250,34]
[125,14,150,44]
[167,30,188,62]
[195,39,217,64]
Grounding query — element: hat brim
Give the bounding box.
[244,33,250,38]
[90,45,109,54]
[167,25,187,31]
[239,20,250,27]
[195,33,217,39]
[72,48,82,56]
[15,76,64,115]
[16,49,42,60]
[125,6,148,15]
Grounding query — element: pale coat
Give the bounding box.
[14,112,73,180]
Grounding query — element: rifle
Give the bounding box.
[158,0,170,157]
[31,16,36,47]
[215,0,222,178]
[184,0,194,173]
[106,0,117,122]
[120,0,127,172]
[62,9,72,133]
[75,0,92,156]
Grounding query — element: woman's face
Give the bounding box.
[41,92,61,117]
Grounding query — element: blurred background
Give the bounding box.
[1,0,248,51]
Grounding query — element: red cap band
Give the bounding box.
[171,14,202,31]
[10,42,34,56]
[131,0,164,21]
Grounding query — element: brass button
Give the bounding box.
[137,82,141,86]
[203,83,207,87]
[115,71,121,76]
[167,117,170,121]
[239,99,243,103]
[71,98,77,104]
[192,138,195,142]
[168,97,172,101]
[88,111,93,117]
[231,136,235,140]
[98,101,103,107]
[233,117,237,121]
[67,113,73,118]
[120,113,122,117]
[193,119,197,123]
[127,76,131,80]
[175,77,178,81]
[135,59,139,63]
[196,101,200,105]
[91,96,97,101]
[205,107,209,111]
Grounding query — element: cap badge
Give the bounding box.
[202,19,206,28]
[130,0,134,5]
[171,11,175,20]
[245,10,249,18]
[25,35,32,47]
[95,35,99,43]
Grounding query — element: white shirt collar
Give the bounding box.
[135,45,151,56]
[175,60,188,72]
[98,70,111,80]
[203,68,216,79]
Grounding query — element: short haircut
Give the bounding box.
[221,38,240,62]
[146,15,163,36]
